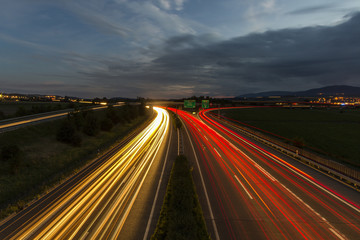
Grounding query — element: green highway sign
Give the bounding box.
[184,100,196,108]
[201,100,209,109]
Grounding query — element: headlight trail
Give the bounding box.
[0,106,109,132]
[2,107,169,240]
[169,107,360,240]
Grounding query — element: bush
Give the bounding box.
[106,106,121,124]
[82,111,99,136]
[100,118,113,131]
[69,112,85,130]
[56,120,82,146]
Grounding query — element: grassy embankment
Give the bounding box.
[151,155,210,240]
[0,105,151,219]
[222,107,360,167]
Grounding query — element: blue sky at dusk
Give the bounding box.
[1,0,360,98]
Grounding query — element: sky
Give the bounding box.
[1,0,360,99]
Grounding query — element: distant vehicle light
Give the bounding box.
[100,102,107,106]
[146,105,150,109]
[192,112,196,115]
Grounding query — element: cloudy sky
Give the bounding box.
[1,0,360,98]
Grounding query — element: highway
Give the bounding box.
[170,107,360,240]
[0,107,170,240]
[0,105,111,133]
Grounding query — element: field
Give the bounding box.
[221,107,360,167]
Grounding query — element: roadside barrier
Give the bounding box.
[208,112,360,190]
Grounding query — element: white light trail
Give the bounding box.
[10,107,169,240]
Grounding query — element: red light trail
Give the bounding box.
[169,107,360,240]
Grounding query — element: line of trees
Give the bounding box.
[15,103,76,117]
[56,104,147,147]
[0,103,147,175]
[0,103,80,120]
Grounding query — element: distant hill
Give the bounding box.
[237,85,360,98]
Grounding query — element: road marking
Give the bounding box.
[177,128,180,156]
[79,231,89,240]
[329,228,346,240]
[234,175,253,199]
[143,114,172,240]
[210,118,360,214]
[182,118,220,240]
[279,182,347,240]
[213,148,221,158]
[254,163,277,182]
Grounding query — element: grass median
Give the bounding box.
[151,155,211,240]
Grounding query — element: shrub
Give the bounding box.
[100,118,113,131]
[106,106,121,124]
[83,112,99,136]
[56,120,82,146]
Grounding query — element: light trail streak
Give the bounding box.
[170,107,360,240]
[234,175,253,200]
[3,107,169,240]
[0,112,69,129]
[0,106,108,132]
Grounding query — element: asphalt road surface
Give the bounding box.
[170,107,360,240]
[0,105,110,133]
[0,107,171,240]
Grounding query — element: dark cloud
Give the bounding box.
[287,4,335,15]
[78,12,360,98]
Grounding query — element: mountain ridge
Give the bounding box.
[237,85,360,98]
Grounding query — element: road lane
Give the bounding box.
[170,107,360,240]
[0,105,111,133]
[0,107,170,240]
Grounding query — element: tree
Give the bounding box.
[106,106,121,124]
[83,111,99,136]
[56,120,82,146]
[138,97,146,116]
[69,112,85,130]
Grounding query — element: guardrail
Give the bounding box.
[207,112,360,190]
